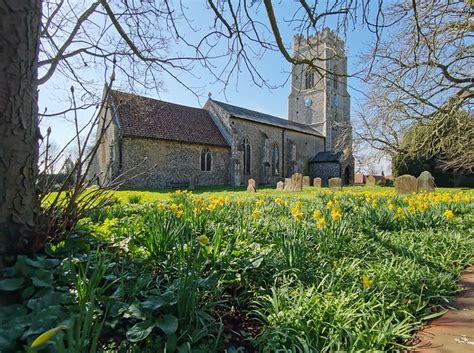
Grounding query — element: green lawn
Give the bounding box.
[114,185,471,203]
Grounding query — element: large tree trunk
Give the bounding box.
[0,0,42,257]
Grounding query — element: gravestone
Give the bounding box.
[189,176,196,190]
[313,177,322,188]
[246,178,256,193]
[291,173,303,191]
[366,175,376,187]
[394,174,417,194]
[328,177,342,191]
[302,176,310,187]
[417,171,436,193]
[276,181,284,191]
[284,178,292,191]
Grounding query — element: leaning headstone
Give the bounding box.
[276,181,284,191]
[394,174,417,195]
[246,178,256,193]
[284,178,292,191]
[366,175,376,187]
[302,176,310,187]
[291,173,303,191]
[417,171,435,193]
[313,177,322,188]
[328,177,342,191]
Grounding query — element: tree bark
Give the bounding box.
[0,0,42,257]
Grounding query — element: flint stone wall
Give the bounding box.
[119,137,230,188]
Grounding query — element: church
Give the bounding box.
[96,29,354,188]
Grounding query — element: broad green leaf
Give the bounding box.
[0,278,24,291]
[140,292,175,311]
[156,314,178,336]
[126,320,155,342]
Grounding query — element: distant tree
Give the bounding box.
[392,109,474,176]
[356,0,472,162]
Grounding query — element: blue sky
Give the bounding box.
[39,1,388,172]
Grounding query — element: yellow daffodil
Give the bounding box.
[331,209,341,221]
[197,234,210,246]
[444,209,455,220]
[362,275,373,290]
[252,208,261,219]
[316,217,326,229]
[312,209,322,219]
[31,325,67,348]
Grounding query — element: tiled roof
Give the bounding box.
[210,100,324,137]
[310,151,343,163]
[110,90,229,147]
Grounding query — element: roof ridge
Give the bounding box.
[111,89,205,112]
[210,99,323,136]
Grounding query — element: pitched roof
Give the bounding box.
[209,100,324,137]
[310,151,343,163]
[110,90,229,147]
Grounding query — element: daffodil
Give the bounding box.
[444,209,455,220]
[31,325,67,348]
[316,217,326,229]
[331,209,341,221]
[252,208,261,219]
[362,275,373,290]
[197,234,210,246]
[312,209,322,219]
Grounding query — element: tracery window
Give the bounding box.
[200,148,212,171]
[271,143,279,176]
[243,138,251,175]
[304,70,314,89]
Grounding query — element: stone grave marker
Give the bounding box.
[328,177,342,191]
[284,178,292,191]
[302,176,310,187]
[394,174,417,194]
[417,171,436,193]
[246,178,256,193]
[366,175,376,187]
[291,173,303,191]
[276,181,284,191]
[313,177,322,188]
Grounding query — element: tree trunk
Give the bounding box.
[0,0,42,257]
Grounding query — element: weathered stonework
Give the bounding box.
[394,175,417,195]
[247,178,256,192]
[303,176,310,187]
[417,171,436,193]
[329,177,342,191]
[366,175,376,187]
[118,138,230,189]
[313,177,322,188]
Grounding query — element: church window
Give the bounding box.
[243,138,251,175]
[200,148,212,171]
[304,70,314,89]
[272,143,279,176]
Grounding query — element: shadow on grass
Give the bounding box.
[366,229,452,275]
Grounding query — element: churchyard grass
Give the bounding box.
[1,188,473,352]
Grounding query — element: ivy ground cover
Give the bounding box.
[1,189,473,352]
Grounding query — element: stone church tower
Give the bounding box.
[288,29,351,155]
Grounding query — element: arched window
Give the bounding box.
[200,148,211,171]
[243,138,251,175]
[304,70,314,89]
[272,143,279,176]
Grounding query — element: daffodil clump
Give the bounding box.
[9,188,472,353]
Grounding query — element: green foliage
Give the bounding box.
[2,189,473,352]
